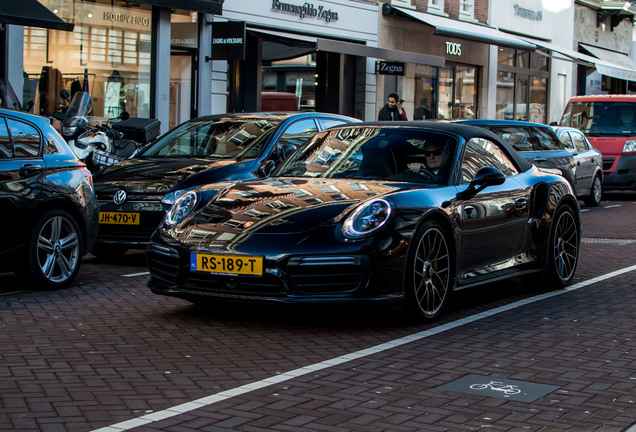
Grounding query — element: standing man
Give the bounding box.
[378,93,408,121]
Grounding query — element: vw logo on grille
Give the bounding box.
[113,190,127,204]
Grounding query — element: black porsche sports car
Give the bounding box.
[146,121,580,320]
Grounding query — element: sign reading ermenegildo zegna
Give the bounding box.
[514,4,542,21]
[271,0,339,23]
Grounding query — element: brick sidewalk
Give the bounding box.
[1,200,636,432]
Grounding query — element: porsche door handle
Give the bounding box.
[19,164,43,177]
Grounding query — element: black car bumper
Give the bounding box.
[146,240,405,307]
[602,154,636,190]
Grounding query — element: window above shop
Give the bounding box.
[459,0,474,19]
[428,0,447,16]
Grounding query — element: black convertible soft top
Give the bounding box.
[334,120,534,174]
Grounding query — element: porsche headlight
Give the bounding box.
[162,188,192,205]
[164,191,198,226]
[342,199,392,239]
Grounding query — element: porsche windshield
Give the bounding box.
[277,127,459,185]
[140,118,280,159]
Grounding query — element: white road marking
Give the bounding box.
[90,264,636,432]
[602,204,621,209]
[122,272,150,278]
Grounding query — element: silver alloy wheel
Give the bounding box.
[552,208,579,283]
[36,215,81,283]
[591,176,602,204]
[412,225,450,317]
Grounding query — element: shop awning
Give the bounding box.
[382,4,536,51]
[580,43,636,81]
[518,36,636,82]
[0,0,74,31]
[126,0,223,15]
[247,28,445,67]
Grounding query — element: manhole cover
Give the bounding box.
[438,374,560,403]
[581,237,636,245]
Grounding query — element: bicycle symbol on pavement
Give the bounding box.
[469,381,522,395]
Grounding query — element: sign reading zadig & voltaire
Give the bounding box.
[271,0,339,23]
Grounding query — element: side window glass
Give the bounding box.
[571,131,589,153]
[491,127,534,152]
[279,119,318,148]
[530,127,562,151]
[461,137,519,183]
[317,118,347,130]
[7,118,41,158]
[0,117,11,158]
[559,131,575,151]
[42,129,61,155]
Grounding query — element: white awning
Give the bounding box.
[580,44,636,82]
[518,37,636,82]
[383,4,536,51]
[247,28,445,66]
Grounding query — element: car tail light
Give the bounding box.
[77,162,93,188]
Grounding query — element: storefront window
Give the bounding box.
[496,71,514,120]
[262,54,317,111]
[529,76,547,123]
[414,64,436,120]
[498,47,515,66]
[24,0,152,119]
[438,66,453,120]
[455,65,477,118]
[170,11,199,129]
[497,47,549,122]
[515,76,528,121]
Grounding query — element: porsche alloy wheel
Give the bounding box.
[22,209,83,289]
[546,205,579,287]
[407,221,452,320]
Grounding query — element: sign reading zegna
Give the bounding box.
[271,0,339,23]
[376,61,405,76]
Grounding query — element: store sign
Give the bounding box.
[376,61,405,76]
[514,4,542,21]
[445,42,462,56]
[271,0,339,23]
[211,21,246,61]
[172,23,197,49]
[102,11,150,27]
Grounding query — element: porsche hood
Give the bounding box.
[170,178,406,239]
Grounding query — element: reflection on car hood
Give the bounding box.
[93,157,238,193]
[176,178,407,240]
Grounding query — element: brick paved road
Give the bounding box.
[1,194,636,432]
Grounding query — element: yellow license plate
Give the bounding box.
[191,253,263,276]
[99,211,140,225]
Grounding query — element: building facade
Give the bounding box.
[3,0,636,129]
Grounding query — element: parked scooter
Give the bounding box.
[54,90,159,173]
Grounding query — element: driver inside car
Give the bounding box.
[406,141,449,182]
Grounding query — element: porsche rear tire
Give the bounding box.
[545,204,580,288]
[405,220,453,321]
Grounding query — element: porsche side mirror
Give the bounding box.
[457,167,505,200]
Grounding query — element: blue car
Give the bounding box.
[92,112,358,256]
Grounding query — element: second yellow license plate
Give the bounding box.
[99,212,140,225]
[191,253,263,276]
